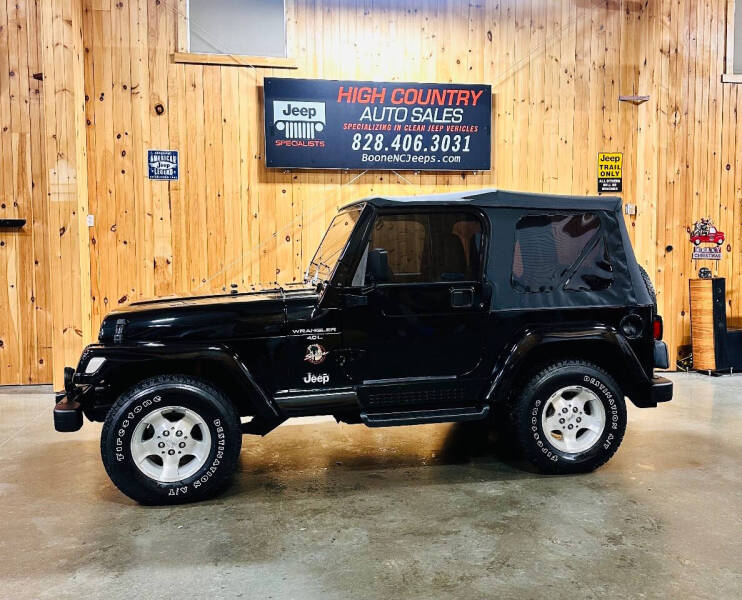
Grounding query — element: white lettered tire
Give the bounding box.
[101,375,242,504]
[512,360,627,474]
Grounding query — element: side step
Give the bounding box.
[241,415,286,436]
[361,405,489,427]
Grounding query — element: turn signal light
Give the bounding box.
[653,316,663,340]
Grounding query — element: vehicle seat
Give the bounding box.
[438,234,468,281]
[469,232,482,277]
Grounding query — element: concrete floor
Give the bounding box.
[0,373,741,599]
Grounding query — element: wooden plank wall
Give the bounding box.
[41,0,90,389]
[0,0,89,386]
[648,0,742,362]
[0,0,52,384]
[2,0,741,384]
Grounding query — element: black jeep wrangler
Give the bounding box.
[54,190,672,504]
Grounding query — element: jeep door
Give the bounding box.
[340,208,491,406]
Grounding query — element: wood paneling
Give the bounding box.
[0,0,52,384]
[0,0,89,386]
[40,0,90,389]
[3,0,742,385]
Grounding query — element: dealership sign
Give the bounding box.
[264,78,491,171]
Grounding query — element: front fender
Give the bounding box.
[485,324,656,408]
[72,343,280,421]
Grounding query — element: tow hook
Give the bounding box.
[54,367,83,432]
[54,395,83,432]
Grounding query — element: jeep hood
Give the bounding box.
[98,286,319,343]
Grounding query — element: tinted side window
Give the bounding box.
[366,213,483,284]
[512,213,608,293]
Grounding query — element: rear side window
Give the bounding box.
[512,213,612,293]
[564,237,614,291]
[366,212,483,284]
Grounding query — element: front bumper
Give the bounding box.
[54,367,83,432]
[650,375,673,404]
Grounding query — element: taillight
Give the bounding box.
[653,315,663,340]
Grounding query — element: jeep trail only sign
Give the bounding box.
[263,77,491,171]
[597,152,622,193]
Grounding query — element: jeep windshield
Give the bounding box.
[306,206,363,284]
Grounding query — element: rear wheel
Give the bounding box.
[101,375,242,504]
[512,360,626,474]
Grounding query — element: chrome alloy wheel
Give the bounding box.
[130,406,212,483]
[541,385,606,454]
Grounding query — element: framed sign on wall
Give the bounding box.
[147,150,179,180]
[264,78,491,171]
[597,152,622,193]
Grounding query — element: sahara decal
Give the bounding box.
[304,343,329,365]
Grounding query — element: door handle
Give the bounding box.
[343,293,369,307]
[450,287,474,308]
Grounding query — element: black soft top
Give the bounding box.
[340,188,653,309]
[341,189,622,212]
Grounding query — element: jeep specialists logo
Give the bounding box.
[303,373,330,385]
[304,343,328,365]
[273,100,326,139]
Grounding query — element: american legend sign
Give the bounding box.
[147,149,179,180]
[263,78,491,171]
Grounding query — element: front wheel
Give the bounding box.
[512,360,626,474]
[101,375,242,504]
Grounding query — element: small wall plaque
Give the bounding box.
[147,150,179,181]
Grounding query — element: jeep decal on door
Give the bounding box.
[303,373,330,385]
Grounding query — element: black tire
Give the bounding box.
[101,375,242,505]
[512,360,626,474]
[638,264,657,308]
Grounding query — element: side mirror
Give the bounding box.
[366,248,390,284]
